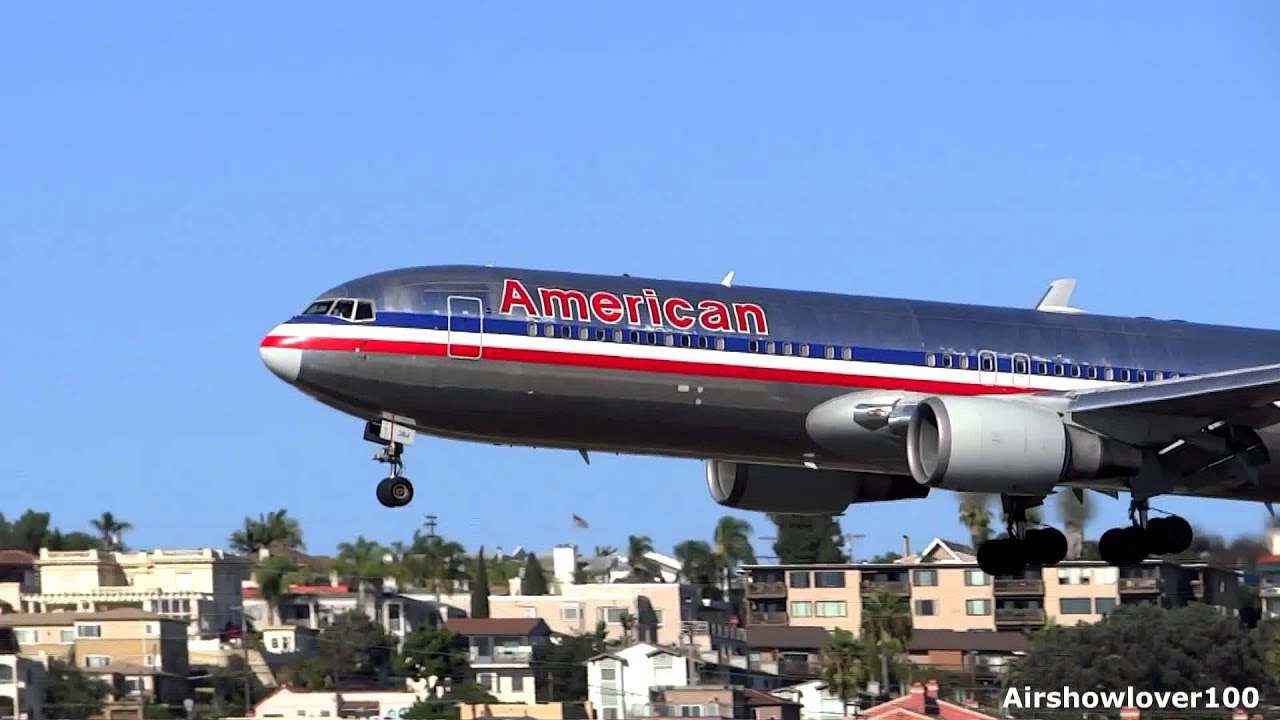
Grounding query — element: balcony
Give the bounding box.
[1118,577,1160,594]
[778,659,823,678]
[993,578,1044,595]
[748,611,788,626]
[470,646,533,665]
[747,581,787,598]
[860,580,910,595]
[994,608,1046,626]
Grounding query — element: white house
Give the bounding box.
[587,642,692,720]
[252,687,422,719]
[771,680,848,720]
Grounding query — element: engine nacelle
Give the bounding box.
[705,460,929,515]
[905,395,1142,494]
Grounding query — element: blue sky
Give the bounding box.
[2,3,1279,560]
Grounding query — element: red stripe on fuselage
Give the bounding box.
[259,334,1046,396]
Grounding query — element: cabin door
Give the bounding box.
[446,295,485,359]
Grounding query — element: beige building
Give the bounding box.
[0,608,190,705]
[0,628,46,720]
[743,538,1241,634]
[24,548,251,640]
[447,617,551,704]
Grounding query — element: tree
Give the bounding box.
[91,512,133,552]
[395,624,467,682]
[870,552,902,563]
[44,659,112,719]
[255,554,301,625]
[286,611,397,690]
[521,553,549,595]
[335,536,395,622]
[394,531,468,594]
[861,592,912,691]
[769,514,848,563]
[0,511,98,554]
[1011,604,1272,695]
[1054,491,1094,560]
[821,629,869,712]
[957,494,994,548]
[229,510,305,554]
[534,626,608,702]
[674,540,722,600]
[624,535,661,581]
[713,516,756,594]
[471,547,491,618]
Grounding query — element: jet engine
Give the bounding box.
[705,460,929,515]
[905,396,1142,493]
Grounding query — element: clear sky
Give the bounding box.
[3,3,1279,560]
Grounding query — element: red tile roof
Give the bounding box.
[445,617,551,636]
[862,682,998,720]
[0,551,36,566]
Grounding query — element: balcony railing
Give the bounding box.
[680,620,746,642]
[747,581,787,597]
[994,608,1046,625]
[860,580,910,595]
[993,578,1045,595]
[470,647,533,664]
[748,610,788,625]
[1118,577,1160,593]
[778,659,823,678]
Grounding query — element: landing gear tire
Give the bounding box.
[1099,525,1148,566]
[376,476,414,508]
[1162,515,1193,554]
[1024,527,1068,567]
[977,538,1026,577]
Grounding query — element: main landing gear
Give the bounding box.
[365,420,415,508]
[1096,497,1193,566]
[976,496,1069,577]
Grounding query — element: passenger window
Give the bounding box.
[1087,367,1098,379]
[1104,368,1115,381]
[1054,364,1064,376]
[628,331,639,343]
[1137,370,1147,382]
[1118,369,1130,381]
[714,338,725,350]
[527,323,538,337]
[1169,372,1179,379]
[332,299,355,320]
[749,340,760,353]
[663,334,674,347]
[1071,365,1081,378]
[697,337,708,349]
[959,355,970,370]
[544,325,556,338]
[824,346,835,360]
[1014,357,1028,374]
[782,343,793,356]
[614,330,624,343]
[1153,371,1163,381]
[926,354,936,367]
[354,301,375,321]
[1036,361,1048,375]
[942,354,952,368]
[561,326,572,339]
[646,332,657,345]
[800,344,810,358]
[766,342,776,354]
[578,328,590,341]
[981,355,995,372]
[842,348,853,361]
[595,329,606,341]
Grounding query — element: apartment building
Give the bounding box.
[241,582,439,648]
[0,551,38,612]
[0,608,190,704]
[446,617,550,703]
[0,627,45,720]
[24,548,251,640]
[742,537,1241,634]
[745,626,829,681]
[488,581,700,646]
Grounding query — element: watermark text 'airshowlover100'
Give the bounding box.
[1002,686,1261,711]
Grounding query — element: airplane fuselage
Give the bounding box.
[259,265,1280,503]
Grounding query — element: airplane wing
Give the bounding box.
[1064,362,1280,426]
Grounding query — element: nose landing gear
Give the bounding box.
[366,420,416,508]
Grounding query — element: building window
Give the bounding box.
[679,706,704,717]
[14,629,37,644]
[1060,597,1092,614]
[815,601,847,618]
[560,606,581,621]
[790,601,813,618]
[912,569,937,587]
[915,599,935,616]
[965,599,991,616]
[59,629,75,643]
[145,654,157,668]
[0,667,12,683]
[814,571,845,588]
[477,673,495,690]
[144,624,156,636]
[77,624,102,638]
[512,674,524,692]
[599,607,628,624]
[964,569,988,586]
[654,654,673,669]
[600,666,617,681]
[1095,597,1118,615]
[789,571,810,588]
[603,710,619,720]
[83,655,111,668]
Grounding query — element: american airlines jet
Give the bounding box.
[259,265,1280,576]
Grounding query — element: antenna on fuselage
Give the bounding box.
[720,271,735,287]
[1036,278,1085,314]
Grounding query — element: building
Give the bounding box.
[742,537,1241,634]
[860,679,995,720]
[647,686,801,720]
[251,686,421,718]
[241,582,440,647]
[24,548,251,640]
[906,630,1029,683]
[0,628,46,720]
[745,626,829,681]
[588,642,694,719]
[771,680,848,720]
[259,625,319,655]
[0,552,39,612]
[445,617,551,704]
[0,608,190,704]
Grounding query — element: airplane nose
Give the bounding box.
[260,345,301,384]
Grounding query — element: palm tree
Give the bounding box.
[860,591,912,692]
[713,516,756,594]
[957,494,994,548]
[674,540,723,600]
[617,610,636,646]
[1055,490,1095,560]
[594,545,618,557]
[229,510,305,554]
[254,555,300,625]
[625,535,660,581]
[91,512,133,552]
[394,532,467,594]
[335,536,395,622]
[821,629,869,712]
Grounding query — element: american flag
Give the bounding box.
[572,514,589,529]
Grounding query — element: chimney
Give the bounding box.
[1232,709,1247,720]
[902,535,911,558]
[910,682,925,696]
[924,680,939,698]
[1119,708,1139,720]
[552,545,578,588]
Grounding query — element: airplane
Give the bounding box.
[259,265,1280,576]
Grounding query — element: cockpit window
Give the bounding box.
[332,300,356,320]
[354,301,375,321]
[302,300,334,315]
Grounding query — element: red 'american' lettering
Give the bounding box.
[499,278,769,335]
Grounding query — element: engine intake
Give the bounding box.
[705,460,928,515]
[905,395,1142,493]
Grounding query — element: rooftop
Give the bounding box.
[445,617,552,636]
[907,629,1030,654]
[745,625,831,650]
[0,608,179,626]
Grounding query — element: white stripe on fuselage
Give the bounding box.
[271,321,1124,393]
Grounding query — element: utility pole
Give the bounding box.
[424,514,438,537]
[843,533,865,561]
[238,607,252,714]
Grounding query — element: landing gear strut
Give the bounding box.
[976,496,1068,577]
[366,420,415,508]
[1097,497,1193,566]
